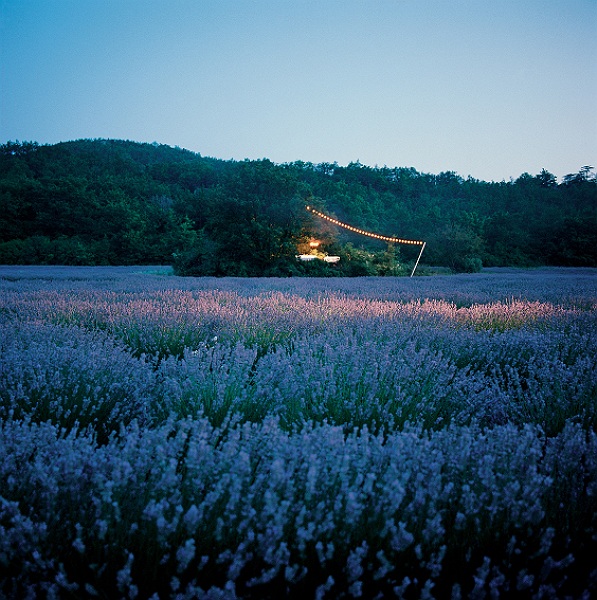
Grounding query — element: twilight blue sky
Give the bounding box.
[1,0,595,182]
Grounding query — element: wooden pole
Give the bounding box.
[410,242,426,277]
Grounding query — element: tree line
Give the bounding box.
[0,139,595,275]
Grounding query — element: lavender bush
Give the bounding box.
[1,266,596,598]
[0,323,155,443]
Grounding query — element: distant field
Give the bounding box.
[1,267,596,598]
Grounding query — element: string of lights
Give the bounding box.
[306,206,425,246]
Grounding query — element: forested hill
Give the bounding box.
[1,139,595,275]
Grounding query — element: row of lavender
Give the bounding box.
[1,267,596,598]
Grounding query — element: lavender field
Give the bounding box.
[1,266,596,599]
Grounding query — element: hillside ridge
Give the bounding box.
[1,139,595,274]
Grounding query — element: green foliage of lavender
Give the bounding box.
[1,266,596,598]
